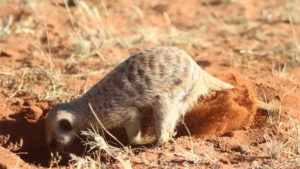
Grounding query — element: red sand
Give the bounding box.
[185,72,257,136]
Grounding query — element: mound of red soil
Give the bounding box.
[183,72,257,136]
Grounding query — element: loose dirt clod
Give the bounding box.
[23,105,43,122]
[0,146,33,169]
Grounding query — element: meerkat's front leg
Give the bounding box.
[125,112,143,145]
[153,99,181,144]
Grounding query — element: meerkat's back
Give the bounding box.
[83,46,232,110]
[86,46,199,98]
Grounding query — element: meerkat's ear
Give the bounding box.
[200,69,234,91]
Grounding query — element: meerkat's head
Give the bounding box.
[45,103,78,154]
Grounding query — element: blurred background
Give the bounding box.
[0,0,299,100]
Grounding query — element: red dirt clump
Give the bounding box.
[0,146,34,169]
[23,106,43,123]
[183,72,257,136]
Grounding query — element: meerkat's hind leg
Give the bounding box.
[125,112,143,145]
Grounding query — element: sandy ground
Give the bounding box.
[0,0,300,168]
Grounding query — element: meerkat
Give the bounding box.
[45,46,234,153]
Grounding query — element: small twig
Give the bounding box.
[42,17,57,93]
[3,15,14,34]
[278,85,298,122]
[83,75,90,93]
[9,71,26,99]
[180,116,196,159]
[63,0,82,39]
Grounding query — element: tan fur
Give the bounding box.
[45,46,234,152]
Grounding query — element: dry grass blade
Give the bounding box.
[278,85,298,122]
[9,71,26,99]
[81,125,109,152]
[264,134,289,160]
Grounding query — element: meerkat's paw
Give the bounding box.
[140,136,156,145]
[129,133,143,145]
[128,133,155,145]
[156,131,175,146]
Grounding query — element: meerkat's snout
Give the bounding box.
[47,119,73,152]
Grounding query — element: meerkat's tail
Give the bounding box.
[200,69,234,91]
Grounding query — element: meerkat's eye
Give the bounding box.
[59,119,73,132]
